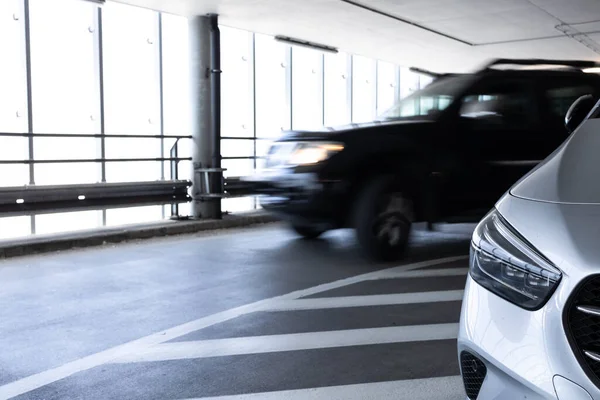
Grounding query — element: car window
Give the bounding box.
[376,75,473,121]
[459,80,536,128]
[544,82,595,121]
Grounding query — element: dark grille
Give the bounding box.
[460,351,487,399]
[565,275,600,387]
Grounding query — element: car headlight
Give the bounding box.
[470,209,562,310]
[286,142,344,166]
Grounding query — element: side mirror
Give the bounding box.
[565,94,596,133]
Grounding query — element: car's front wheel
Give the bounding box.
[354,176,413,262]
[290,223,327,239]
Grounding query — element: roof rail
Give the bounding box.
[409,67,443,79]
[482,58,600,71]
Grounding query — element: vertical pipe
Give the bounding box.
[394,65,401,103]
[320,53,325,127]
[373,60,379,119]
[23,0,34,185]
[285,45,293,130]
[250,33,257,170]
[158,13,165,182]
[96,7,106,183]
[208,14,222,218]
[189,15,218,219]
[347,54,353,124]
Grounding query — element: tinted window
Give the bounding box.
[377,75,473,120]
[459,80,536,128]
[544,81,595,120]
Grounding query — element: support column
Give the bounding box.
[189,15,220,219]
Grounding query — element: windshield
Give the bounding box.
[377,75,473,121]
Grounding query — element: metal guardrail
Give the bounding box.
[0,132,262,217]
[0,181,192,216]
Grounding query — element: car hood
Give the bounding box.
[510,118,600,205]
[280,119,433,141]
[497,194,600,277]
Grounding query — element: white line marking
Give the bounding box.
[0,255,466,400]
[179,375,465,400]
[112,323,459,363]
[379,267,468,279]
[263,290,465,311]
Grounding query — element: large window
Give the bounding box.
[0,3,436,238]
[292,46,323,130]
[0,0,28,187]
[352,55,376,123]
[255,34,289,139]
[324,52,350,127]
[30,0,100,185]
[103,2,161,183]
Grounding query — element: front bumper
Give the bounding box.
[458,276,597,399]
[242,168,346,227]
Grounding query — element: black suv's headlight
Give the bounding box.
[470,209,562,310]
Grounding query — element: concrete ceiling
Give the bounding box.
[113,0,600,72]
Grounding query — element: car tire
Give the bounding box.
[354,175,413,262]
[291,223,326,239]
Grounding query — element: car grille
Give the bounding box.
[565,275,600,387]
[460,351,487,399]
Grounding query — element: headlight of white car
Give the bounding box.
[470,209,562,310]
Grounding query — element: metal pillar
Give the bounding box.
[189,15,220,219]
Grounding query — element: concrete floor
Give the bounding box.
[0,222,474,400]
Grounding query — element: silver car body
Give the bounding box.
[458,112,600,399]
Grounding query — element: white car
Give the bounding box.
[458,94,600,399]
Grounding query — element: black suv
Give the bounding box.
[245,59,600,261]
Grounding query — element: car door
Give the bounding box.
[441,76,545,218]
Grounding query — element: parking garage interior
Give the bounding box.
[3,0,600,399]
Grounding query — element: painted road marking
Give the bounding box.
[381,267,468,279]
[112,323,459,363]
[179,375,465,400]
[263,290,465,311]
[0,255,467,400]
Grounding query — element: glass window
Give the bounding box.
[255,34,289,139]
[103,2,160,135]
[221,26,253,138]
[222,139,254,158]
[419,74,435,89]
[545,81,595,121]
[377,61,396,115]
[352,55,376,123]
[30,0,99,135]
[0,1,29,187]
[223,197,255,213]
[105,205,163,227]
[460,80,537,128]
[324,52,350,127]
[0,0,27,134]
[35,210,102,235]
[0,216,31,240]
[105,161,161,183]
[36,163,100,185]
[30,0,100,185]
[379,76,472,120]
[222,159,254,178]
[399,67,420,99]
[162,13,190,138]
[292,46,323,130]
[162,13,190,181]
[103,3,161,184]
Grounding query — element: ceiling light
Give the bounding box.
[274,36,338,54]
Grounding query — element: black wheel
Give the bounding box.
[290,223,326,239]
[354,176,414,261]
